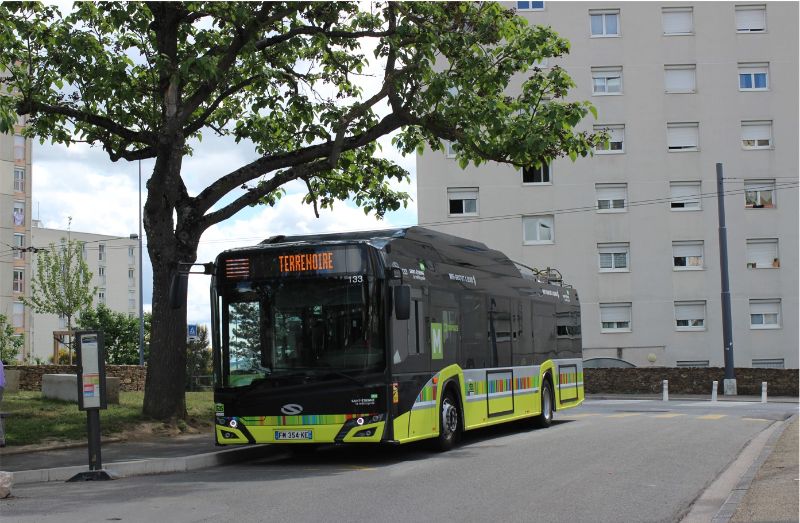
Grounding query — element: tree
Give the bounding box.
[0,314,23,364]
[186,325,212,390]
[78,304,149,364]
[0,2,601,420]
[23,238,95,360]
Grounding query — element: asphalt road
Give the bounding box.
[3,399,796,523]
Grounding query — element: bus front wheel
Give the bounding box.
[534,378,554,428]
[436,390,461,452]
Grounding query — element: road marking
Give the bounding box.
[653,413,685,419]
[608,413,641,418]
[742,417,771,422]
[697,414,727,420]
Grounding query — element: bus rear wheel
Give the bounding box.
[534,378,554,428]
[436,390,461,452]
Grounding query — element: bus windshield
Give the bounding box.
[222,276,384,387]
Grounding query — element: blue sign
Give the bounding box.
[188,324,198,338]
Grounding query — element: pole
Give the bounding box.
[716,163,736,395]
[138,160,145,367]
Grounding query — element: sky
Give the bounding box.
[31,132,419,330]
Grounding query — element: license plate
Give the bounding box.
[274,430,313,441]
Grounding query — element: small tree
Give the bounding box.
[24,238,95,360]
[78,305,148,365]
[0,314,23,364]
[186,326,212,390]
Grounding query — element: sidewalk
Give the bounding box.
[0,433,280,484]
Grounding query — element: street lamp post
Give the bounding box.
[130,160,145,367]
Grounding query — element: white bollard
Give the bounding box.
[662,380,669,402]
[711,381,718,402]
[761,382,768,403]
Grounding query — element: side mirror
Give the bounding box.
[169,272,189,310]
[394,285,411,320]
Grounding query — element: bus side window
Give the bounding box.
[460,294,486,369]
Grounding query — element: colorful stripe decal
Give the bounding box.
[240,413,374,426]
[411,373,440,410]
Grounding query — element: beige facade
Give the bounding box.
[0,123,33,361]
[417,2,798,368]
[30,224,141,362]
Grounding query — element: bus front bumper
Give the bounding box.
[215,414,386,445]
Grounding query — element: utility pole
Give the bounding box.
[138,159,145,366]
[716,163,736,395]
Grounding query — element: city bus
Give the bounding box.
[208,226,583,451]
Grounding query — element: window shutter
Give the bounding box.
[448,188,478,200]
[736,6,766,31]
[671,182,701,201]
[663,9,693,34]
[596,184,627,202]
[665,67,696,92]
[741,123,771,141]
[673,242,703,257]
[600,304,631,323]
[746,239,778,266]
[675,302,705,321]
[667,124,699,148]
[750,300,778,315]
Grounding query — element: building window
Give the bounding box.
[752,358,784,369]
[600,303,631,332]
[58,313,67,329]
[735,5,766,33]
[129,268,135,286]
[14,233,25,260]
[677,360,709,368]
[675,301,706,330]
[596,183,627,212]
[594,125,624,153]
[670,182,702,211]
[13,201,25,226]
[673,241,704,270]
[662,7,693,35]
[522,162,551,184]
[598,243,629,272]
[749,299,780,329]
[739,63,769,90]
[13,167,25,192]
[664,65,696,93]
[667,123,699,151]
[98,243,106,262]
[129,290,136,310]
[13,269,24,293]
[443,141,457,159]
[14,135,25,162]
[590,10,620,37]
[12,302,24,328]
[447,188,478,216]
[592,67,623,95]
[741,121,772,149]
[128,246,135,262]
[98,289,106,305]
[98,266,107,285]
[523,215,554,244]
[746,238,779,269]
[744,180,775,208]
[517,1,544,10]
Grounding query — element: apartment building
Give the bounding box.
[417,2,798,368]
[30,224,141,362]
[0,122,32,360]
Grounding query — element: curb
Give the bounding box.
[9,444,279,486]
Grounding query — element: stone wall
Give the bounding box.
[585,367,798,397]
[7,365,147,392]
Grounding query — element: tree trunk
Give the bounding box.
[141,136,197,421]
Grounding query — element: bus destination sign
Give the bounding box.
[279,252,334,273]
